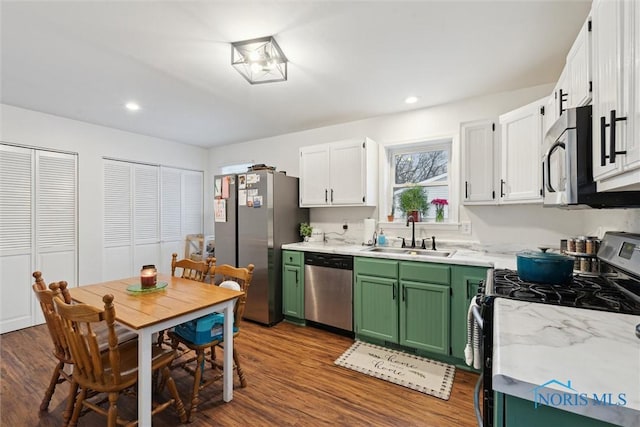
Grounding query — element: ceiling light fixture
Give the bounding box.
[405,96,418,104]
[231,36,287,84]
[125,102,140,111]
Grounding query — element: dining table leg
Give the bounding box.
[138,329,153,427]
[223,301,234,402]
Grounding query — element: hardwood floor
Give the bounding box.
[1,320,479,426]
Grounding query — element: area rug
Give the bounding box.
[334,341,455,400]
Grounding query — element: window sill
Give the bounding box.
[379,221,460,231]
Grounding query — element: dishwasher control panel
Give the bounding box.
[304,252,353,269]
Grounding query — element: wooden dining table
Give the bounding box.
[69,274,243,427]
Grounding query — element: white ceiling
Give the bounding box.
[1,1,592,148]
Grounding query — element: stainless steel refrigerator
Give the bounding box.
[214,170,309,325]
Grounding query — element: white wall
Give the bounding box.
[208,83,640,249]
[1,104,209,284]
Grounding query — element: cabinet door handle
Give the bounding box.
[402,286,406,302]
[465,181,468,199]
[392,283,396,300]
[609,109,628,164]
[500,179,505,197]
[331,188,334,202]
[600,116,609,166]
[295,270,298,285]
[325,189,328,202]
[559,89,568,116]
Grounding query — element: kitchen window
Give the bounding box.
[388,139,452,222]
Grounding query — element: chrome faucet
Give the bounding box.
[406,216,416,248]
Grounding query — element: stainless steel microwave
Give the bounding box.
[542,105,640,208]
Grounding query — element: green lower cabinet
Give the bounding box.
[495,392,620,427]
[354,273,398,341]
[282,250,304,322]
[400,280,450,353]
[354,257,451,355]
[450,266,487,361]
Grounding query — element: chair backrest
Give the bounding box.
[32,273,72,363]
[171,253,214,282]
[53,293,124,389]
[212,264,255,328]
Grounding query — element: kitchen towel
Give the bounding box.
[464,298,482,370]
[363,218,376,245]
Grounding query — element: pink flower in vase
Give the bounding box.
[431,199,448,222]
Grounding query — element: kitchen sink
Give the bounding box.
[364,247,455,258]
[366,247,410,254]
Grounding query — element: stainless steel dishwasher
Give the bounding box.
[304,252,353,332]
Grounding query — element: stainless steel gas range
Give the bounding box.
[473,232,640,427]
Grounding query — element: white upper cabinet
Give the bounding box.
[299,144,330,206]
[566,15,592,109]
[299,138,378,207]
[543,90,557,137]
[592,0,640,190]
[461,120,497,204]
[499,98,545,204]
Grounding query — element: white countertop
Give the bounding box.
[281,242,517,270]
[493,298,640,426]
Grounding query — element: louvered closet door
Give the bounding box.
[35,151,77,323]
[160,167,182,274]
[103,160,133,280]
[133,164,160,271]
[182,170,203,236]
[0,146,77,333]
[0,145,34,333]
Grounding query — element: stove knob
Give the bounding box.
[636,324,640,340]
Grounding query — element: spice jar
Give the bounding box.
[140,265,157,288]
[567,238,576,252]
[580,258,591,272]
[575,238,586,253]
[585,239,595,255]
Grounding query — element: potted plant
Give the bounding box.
[399,186,428,222]
[299,222,313,242]
[387,203,395,222]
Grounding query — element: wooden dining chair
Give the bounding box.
[53,293,188,427]
[32,272,139,422]
[168,263,254,422]
[32,272,77,421]
[171,252,214,282]
[156,253,215,349]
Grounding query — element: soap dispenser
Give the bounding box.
[377,229,387,246]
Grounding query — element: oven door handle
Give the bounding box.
[474,373,484,427]
[472,304,483,331]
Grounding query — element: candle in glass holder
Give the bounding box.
[140,265,157,288]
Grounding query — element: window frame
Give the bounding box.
[382,136,458,226]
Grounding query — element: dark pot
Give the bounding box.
[516,251,574,285]
[407,210,421,222]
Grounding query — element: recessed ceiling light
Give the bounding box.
[405,96,418,104]
[125,102,140,111]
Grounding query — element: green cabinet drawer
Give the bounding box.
[399,261,451,285]
[283,250,303,266]
[355,257,398,278]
